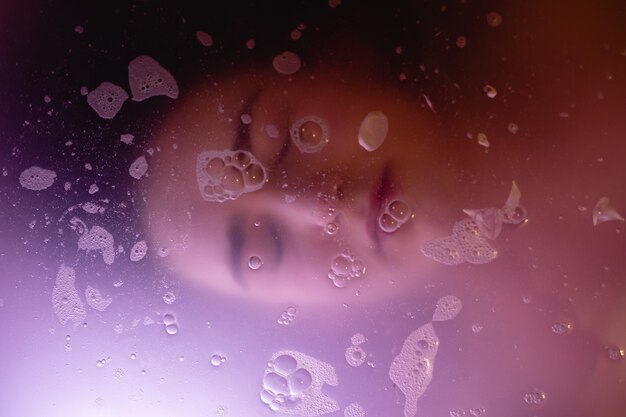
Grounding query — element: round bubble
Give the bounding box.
[272,51,302,75]
[290,116,329,153]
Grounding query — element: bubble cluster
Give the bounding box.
[551,321,573,335]
[272,51,302,75]
[19,166,57,191]
[130,240,148,262]
[389,322,439,417]
[78,225,115,265]
[358,111,388,152]
[196,149,267,202]
[85,286,112,311]
[522,390,546,406]
[605,345,624,361]
[378,199,412,233]
[421,219,498,265]
[290,116,329,153]
[211,354,227,366]
[350,333,366,346]
[261,350,339,416]
[87,81,128,119]
[592,197,624,226]
[277,306,298,326]
[129,156,148,179]
[128,55,179,102]
[423,182,526,265]
[163,313,179,335]
[51,265,86,327]
[344,402,366,417]
[432,296,463,322]
[327,250,365,288]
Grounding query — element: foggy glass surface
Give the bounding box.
[0,1,625,417]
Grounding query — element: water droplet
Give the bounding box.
[358,111,389,152]
[484,84,498,98]
[165,323,179,335]
[248,255,263,270]
[240,113,252,125]
[211,354,225,366]
[290,116,329,153]
[486,11,503,27]
[592,197,625,226]
[130,353,136,360]
[163,313,176,326]
[477,133,490,148]
[325,222,339,235]
[272,51,302,75]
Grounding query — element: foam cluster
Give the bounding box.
[77,225,115,265]
[196,150,267,202]
[86,81,129,119]
[327,249,365,288]
[261,350,339,416]
[51,265,86,327]
[85,285,112,311]
[19,166,56,191]
[128,55,179,102]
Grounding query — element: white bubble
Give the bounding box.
[165,323,179,335]
[379,199,412,232]
[211,354,226,366]
[507,122,519,134]
[272,51,302,75]
[290,116,329,153]
[86,81,128,119]
[19,166,56,191]
[358,111,388,152]
[162,313,176,326]
[130,240,148,262]
[592,197,624,226]
[248,255,263,270]
[129,156,148,179]
[128,55,179,102]
[551,321,572,335]
[350,333,366,346]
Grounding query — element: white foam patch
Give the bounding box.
[51,265,86,327]
[19,166,56,191]
[273,51,302,75]
[389,323,439,417]
[86,81,128,119]
[85,286,112,311]
[344,403,366,417]
[129,156,148,179]
[421,219,498,265]
[78,225,115,265]
[432,295,462,322]
[128,55,179,102]
[130,240,148,262]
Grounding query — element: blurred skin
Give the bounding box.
[146,61,457,306]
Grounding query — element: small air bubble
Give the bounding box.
[248,255,263,270]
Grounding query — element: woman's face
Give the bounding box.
[147,65,456,305]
